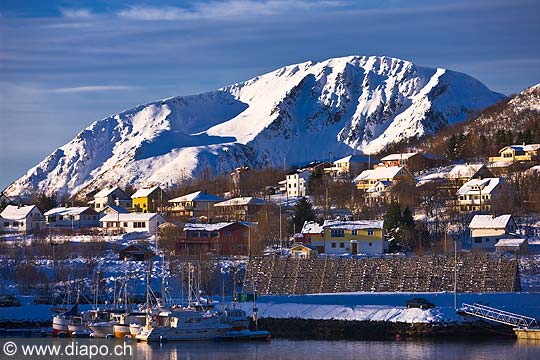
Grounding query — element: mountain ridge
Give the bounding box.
[4,55,505,198]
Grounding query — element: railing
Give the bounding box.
[461,303,539,328]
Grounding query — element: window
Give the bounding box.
[3,222,8,227]
[330,229,345,237]
[369,242,372,246]
[226,231,232,237]
[352,230,358,236]
[367,230,374,236]
[331,242,336,248]
[123,222,128,227]
[474,237,482,243]
[339,242,345,248]
[485,238,490,243]
[12,221,18,227]
[59,215,63,220]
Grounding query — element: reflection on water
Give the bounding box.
[134,339,540,360]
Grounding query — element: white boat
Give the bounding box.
[52,304,79,336]
[129,323,142,338]
[88,321,115,338]
[136,309,231,342]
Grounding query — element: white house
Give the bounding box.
[285,169,312,197]
[89,187,132,211]
[324,154,373,178]
[100,213,166,234]
[0,205,44,233]
[168,191,224,218]
[457,178,502,212]
[469,214,518,250]
[44,207,99,229]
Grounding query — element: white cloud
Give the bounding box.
[50,85,136,94]
[117,0,349,21]
[59,8,96,19]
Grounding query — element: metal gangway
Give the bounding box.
[461,303,539,328]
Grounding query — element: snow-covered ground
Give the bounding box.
[236,292,540,324]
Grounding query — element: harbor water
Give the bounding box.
[133,339,540,360]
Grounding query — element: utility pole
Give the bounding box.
[279,205,282,249]
[454,236,457,310]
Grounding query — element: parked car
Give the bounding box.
[0,295,21,307]
[406,297,435,310]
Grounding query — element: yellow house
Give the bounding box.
[321,220,385,255]
[131,186,167,213]
[354,166,415,190]
[291,243,318,259]
[489,144,540,166]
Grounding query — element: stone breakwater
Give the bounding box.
[253,318,514,340]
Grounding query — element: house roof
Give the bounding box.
[448,164,485,179]
[0,205,38,220]
[44,207,95,216]
[354,166,408,182]
[301,221,323,234]
[380,152,418,161]
[169,191,224,203]
[322,220,384,230]
[131,186,161,198]
[500,144,540,153]
[292,243,318,251]
[495,238,527,247]
[214,197,268,207]
[334,154,372,164]
[100,213,164,222]
[469,214,513,229]
[457,178,501,196]
[94,186,123,198]
[366,180,393,193]
[119,244,153,253]
[102,205,129,214]
[183,222,240,232]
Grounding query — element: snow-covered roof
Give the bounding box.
[366,180,392,193]
[457,178,501,195]
[334,154,371,164]
[528,165,540,173]
[94,186,122,198]
[291,243,318,251]
[131,186,160,198]
[469,214,513,229]
[0,205,38,220]
[322,220,384,230]
[214,197,268,207]
[169,191,224,203]
[501,144,540,153]
[380,152,418,161]
[495,238,527,247]
[100,213,164,222]
[183,222,238,232]
[102,205,129,214]
[354,166,408,181]
[448,164,485,179]
[44,207,95,216]
[301,221,323,234]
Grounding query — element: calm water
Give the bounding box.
[133,339,540,360]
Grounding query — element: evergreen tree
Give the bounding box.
[401,206,415,230]
[292,197,316,233]
[383,200,402,231]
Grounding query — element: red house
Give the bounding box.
[177,222,254,256]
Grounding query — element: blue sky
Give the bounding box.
[1,0,539,190]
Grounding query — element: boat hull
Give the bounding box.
[114,324,131,338]
[136,324,231,342]
[52,316,70,336]
[88,323,115,338]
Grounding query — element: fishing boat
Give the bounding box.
[135,308,231,342]
[52,304,79,336]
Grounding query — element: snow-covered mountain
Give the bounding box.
[5,55,504,198]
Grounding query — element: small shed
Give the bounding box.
[495,238,528,255]
[118,244,154,261]
[291,243,318,259]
